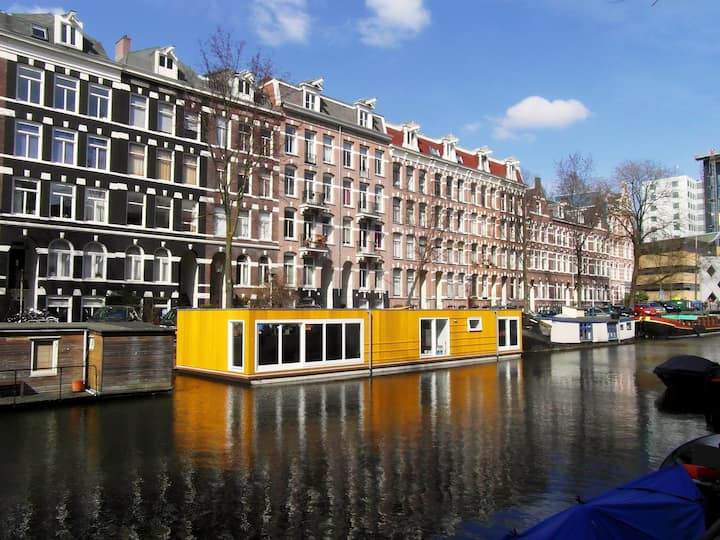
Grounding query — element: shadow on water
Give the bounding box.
[1,337,720,539]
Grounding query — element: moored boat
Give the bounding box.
[654,355,719,401]
[637,314,720,339]
[502,464,706,539]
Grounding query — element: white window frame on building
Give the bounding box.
[128,143,146,176]
[51,128,76,165]
[53,75,77,112]
[420,318,449,357]
[49,182,74,219]
[13,178,39,216]
[86,135,109,170]
[181,200,199,233]
[127,192,145,226]
[15,121,41,159]
[17,65,42,104]
[156,148,173,181]
[82,242,106,280]
[88,84,110,119]
[129,94,148,128]
[84,188,107,223]
[157,102,175,134]
[154,248,172,283]
[125,245,144,282]
[30,338,58,376]
[47,239,73,279]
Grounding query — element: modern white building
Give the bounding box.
[643,175,705,242]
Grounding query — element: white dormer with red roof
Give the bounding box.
[505,157,519,181]
[54,11,83,50]
[232,70,255,102]
[155,46,179,79]
[441,134,458,163]
[300,78,323,112]
[401,121,420,151]
[355,98,376,129]
[475,146,492,173]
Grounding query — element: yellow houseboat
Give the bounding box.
[175,308,522,384]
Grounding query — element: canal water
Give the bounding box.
[1,337,717,539]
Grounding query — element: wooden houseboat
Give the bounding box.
[175,308,522,384]
[0,322,175,407]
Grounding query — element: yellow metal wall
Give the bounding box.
[176,308,521,379]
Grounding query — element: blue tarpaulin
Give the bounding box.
[505,465,705,539]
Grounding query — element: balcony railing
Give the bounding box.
[300,234,329,252]
[0,364,98,406]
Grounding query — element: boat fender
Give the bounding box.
[681,462,720,481]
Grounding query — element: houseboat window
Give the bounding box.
[420,318,449,356]
[326,323,343,360]
[306,324,323,362]
[608,322,618,340]
[255,320,363,370]
[579,322,592,342]
[497,317,520,349]
[31,338,58,375]
[345,323,361,359]
[467,318,482,332]
[258,323,279,366]
[231,322,243,368]
[282,324,301,364]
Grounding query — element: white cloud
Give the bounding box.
[463,121,482,133]
[358,0,430,47]
[7,3,64,14]
[494,96,590,140]
[252,0,310,46]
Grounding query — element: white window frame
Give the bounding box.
[182,154,198,185]
[259,211,272,241]
[129,94,148,128]
[53,75,77,112]
[88,84,110,119]
[128,143,146,176]
[86,135,109,170]
[30,338,59,376]
[51,128,76,165]
[237,210,250,238]
[154,248,172,283]
[82,242,106,280]
[343,141,352,168]
[13,178,40,216]
[17,65,42,104]
[49,182,74,219]
[155,196,172,230]
[126,192,145,227]
[420,318,450,357]
[285,125,297,154]
[181,200,198,233]
[156,148,173,181]
[84,188,108,223]
[125,245,144,282]
[157,102,175,134]
[15,121,41,159]
[47,239,73,279]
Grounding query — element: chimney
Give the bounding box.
[115,35,131,61]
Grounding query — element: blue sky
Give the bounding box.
[8,0,720,190]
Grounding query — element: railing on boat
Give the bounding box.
[0,364,98,406]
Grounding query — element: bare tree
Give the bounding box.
[553,152,597,305]
[406,235,437,307]
[195,28,279,307]
[608,159,673,306]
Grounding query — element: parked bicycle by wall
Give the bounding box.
[6,308,59,323]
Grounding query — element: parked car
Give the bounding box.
[634,303,660,316]
[91,305,140,322]
[647,301,667,314]
[610,305,634,317]
[661,301,682,313]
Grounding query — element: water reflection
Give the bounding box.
[0,338,718,538]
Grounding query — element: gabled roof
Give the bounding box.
[0,11,108,59]
[117,47,204,86]
[272,79,388,137]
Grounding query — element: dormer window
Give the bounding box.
[54,11,83,51]
[32,25,48,40]
[456,155,464,164]
[304,91,318,111]
[429,147,440,157]
[155,47,179,79]
[61,23,77,46]
[232,72,254,101]
[359,110,369,128]
[159,54,173,70]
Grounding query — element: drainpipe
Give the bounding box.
[368,307,373,377]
